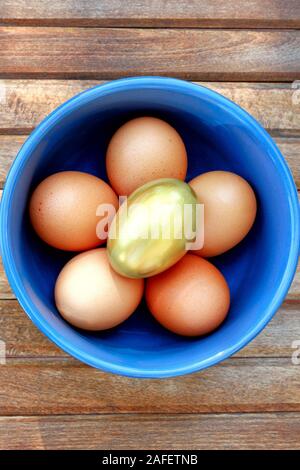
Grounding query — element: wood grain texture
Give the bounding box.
[0,300,63,357]
[0,259,13,300]
[1,413,300,450]
[1,134,299,189]
[0,300,299,358]
[0,135,26,185]
[0,28,299,81]
[288,264,300,302]
[0,255,299,303]
[0,358,299,415]
[0,4,299,452]
[1,81,299,134]
[275,137,300,188]
[1,256,299,301]
[1,0,300,29]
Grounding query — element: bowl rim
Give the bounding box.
[1,76,299,378]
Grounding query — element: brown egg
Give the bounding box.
[189,171,257,257]
[146,254,230,337]
[55,248,144,331]
[29,171,118,251]
[106,117,187,195]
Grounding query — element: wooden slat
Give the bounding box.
[5,262,300,302]
[0,358,299,415]
[0,300,63,357]
[288,264,300,302]
[1,0,300,29]
[1,81,299,190]
[0,233,299,300]
[0,299,299,359]
[275,137,300,188]
[0,81,299,134]
[1,134,299,189]
[0,258,13,300]
[1,413,300,450]
[0,135,25,185]
[0,28,299,81]
[1,259,299,301]
[0,260,13,300]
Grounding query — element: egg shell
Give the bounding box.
[189,171,257,257]
[29,171,119,251]
[146,254,230,337]
[106,117,187,195]
[55,248,144,331]
[107,178,198,278]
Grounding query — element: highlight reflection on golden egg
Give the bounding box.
[107,178,198,278]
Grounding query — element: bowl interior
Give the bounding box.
[3,79,298,377]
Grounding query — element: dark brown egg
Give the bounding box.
[29,171,118,251]
[146,254,230,336]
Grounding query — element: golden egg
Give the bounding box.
[107,178,198,278]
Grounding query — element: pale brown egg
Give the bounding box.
[106,117,187,195]
[146,254,230,337]
[189,171,257,257]
[29,171,118,251]
[55,248,144,331]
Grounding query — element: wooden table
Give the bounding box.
[0,1,300,450]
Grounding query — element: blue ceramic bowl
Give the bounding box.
[1,77,299,378]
